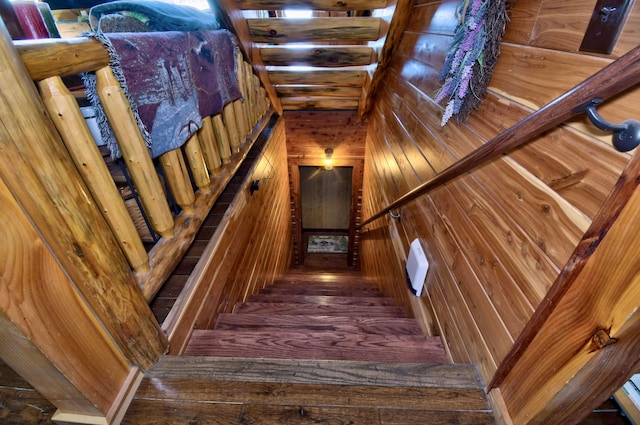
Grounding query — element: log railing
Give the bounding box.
[16,36,271,301]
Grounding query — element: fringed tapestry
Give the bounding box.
[436,0,512,126]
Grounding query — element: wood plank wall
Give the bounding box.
[284,111,367,266]
[359,0,640,388]
[167,117,292,353]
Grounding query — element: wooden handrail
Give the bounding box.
[358,45,640,230]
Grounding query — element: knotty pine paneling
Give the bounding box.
[285,111,367,161]
[167,118,292,353]
[359,0,638,388]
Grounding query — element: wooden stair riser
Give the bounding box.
[247,294,396,306]
[258,287,385,297]
[232,302,406,317]
[214,314,424,335]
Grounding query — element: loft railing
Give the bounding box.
[358,45,640,230]
[15,36,271,301]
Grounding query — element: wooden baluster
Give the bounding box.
[198,116,221,176]
[212,113,232,164]
[233,99,247,143]
[158,149,195,214]
[38,76,150,274]
[237,54,251,134]
[259,86,267,118]
[236,52,251,136]
[183,133,210,193]
[223,102,240,153]
[244,61,257,127]
[256,76,265,119]
[95,66,174,239]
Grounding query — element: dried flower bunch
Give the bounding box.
[436,0,510,126]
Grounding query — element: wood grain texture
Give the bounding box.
[38,76,150,274]
[276,84,363,98]
[360,0,416,119]
[280,97,360,110]
[235,0,389,9]
[211,0,283,114]
[0,29,166,372]
[269,69,368,86]
[0,179,129,416]
[96,66,175,239]
[360,0,640,403]
[248,17,381,43]
[214,314,423,335]
[16,37,109,80]
[148,355,482,388]
[163,117,291,354]
[260,46,375,67]
[496,143,640,424]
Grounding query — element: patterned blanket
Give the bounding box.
[84,29,241,159]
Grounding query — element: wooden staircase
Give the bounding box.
[132,271,498,424]
[185,272,450,363]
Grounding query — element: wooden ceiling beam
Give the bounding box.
[248,17,382,43]
[268,68,368,86]
[210,0,283,114]
[275,85,363,97]
[280,97,359,110]
[260,46,375,67]
[359,0,416,120]
[235,0,389,11]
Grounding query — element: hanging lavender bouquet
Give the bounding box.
[436,0,510,126]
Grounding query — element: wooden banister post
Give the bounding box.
[95,66,175,239]
[39,76,150,274]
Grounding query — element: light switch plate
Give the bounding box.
[579,0,632,54]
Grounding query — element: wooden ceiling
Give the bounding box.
[213,0,410,117]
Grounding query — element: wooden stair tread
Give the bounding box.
[151,356,482,389]
[247,294,396,306]
[184,330,450,363]
[135,357,489,415]
[214,314,424,335]
[232,302,406,317]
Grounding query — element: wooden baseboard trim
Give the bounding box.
[51,411,108,425]
[52,367,142,425]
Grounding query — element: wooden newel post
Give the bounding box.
[95,66,175,239]
[38,76,151,274]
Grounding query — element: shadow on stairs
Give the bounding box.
[123,271,497,424]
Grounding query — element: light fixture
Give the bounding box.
[324,148,333,170]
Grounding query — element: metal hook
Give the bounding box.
[574,98,640,152]
[389,210,401,220]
